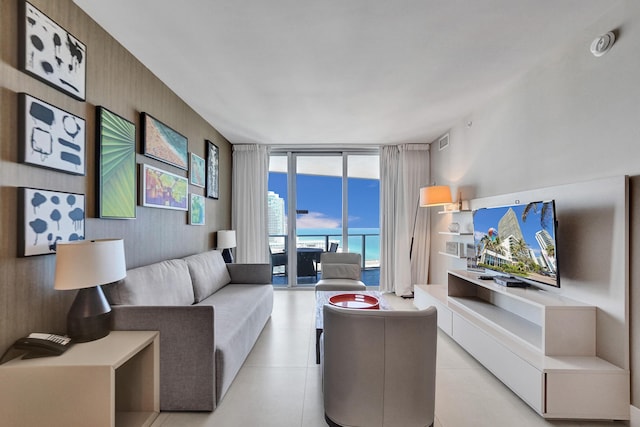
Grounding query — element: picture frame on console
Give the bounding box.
[20,1,87,101]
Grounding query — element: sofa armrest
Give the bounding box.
[110,305,215,411]
[227,263,272,284]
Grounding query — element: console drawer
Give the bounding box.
[452,312,543,413]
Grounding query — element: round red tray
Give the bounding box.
[328,293,380,309]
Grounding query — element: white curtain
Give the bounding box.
[232,144,270,263]
[379,144,430,296]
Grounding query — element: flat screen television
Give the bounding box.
[471,200,559,288]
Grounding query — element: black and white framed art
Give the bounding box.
[20,1,87,101]
[19,187,85,257]
[19,93,86,175]
[206,140,219,199]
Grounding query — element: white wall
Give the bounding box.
[429,0,640,408]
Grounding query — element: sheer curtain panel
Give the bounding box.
[379,144,430,296]
[232,145,270,263]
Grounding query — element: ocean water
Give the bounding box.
[297,227,380,262]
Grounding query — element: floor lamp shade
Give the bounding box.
[54,239,126,342]
[217,230,236,263]
[419,185,453,207]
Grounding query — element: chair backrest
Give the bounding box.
[328,242,338,252]
[320,252,361,266]
[322,305,437,427]
[320,252,362,280]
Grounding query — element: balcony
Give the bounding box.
[269,232,380,287]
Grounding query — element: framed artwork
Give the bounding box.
[206,140,219,199]
[141,163,188,211]
[189,194,206,225]
[19,187,85,257]
[19,93,86,175]
[20,1,86,101]
[96,107,137,219]
[141,113,188,170]
[190,152,206,188]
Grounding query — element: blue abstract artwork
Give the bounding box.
[20,93,86,175]
[20,187,85,256]
[21,1,86,100]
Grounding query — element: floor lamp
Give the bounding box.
[54,239,126,342]
[410,185,453,259]
[402,186,453,299]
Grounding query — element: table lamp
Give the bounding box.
[217,230,236,263]
[54,239,126,342]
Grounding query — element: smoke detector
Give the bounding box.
[590,32,615,57]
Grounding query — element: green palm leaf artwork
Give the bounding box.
[98,107,136,219]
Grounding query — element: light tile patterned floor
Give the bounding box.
[152,289,623,427]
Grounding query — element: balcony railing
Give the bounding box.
[269,232,380,286]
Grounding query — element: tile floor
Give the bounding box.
[151,289,624,427]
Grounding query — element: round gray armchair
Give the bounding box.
[322,304,437,427]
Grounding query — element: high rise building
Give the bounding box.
[268,191,286,236]
[535,229,557,273]
[498,208,524,242]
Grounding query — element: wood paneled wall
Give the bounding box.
[0,0,232,351]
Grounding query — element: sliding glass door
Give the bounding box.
[268,150,379,287]
[295,155,343,285]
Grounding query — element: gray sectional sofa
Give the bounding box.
[103,250,273,411]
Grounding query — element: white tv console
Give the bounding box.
[415,270,629,420]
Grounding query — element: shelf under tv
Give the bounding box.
[413,270,630,420]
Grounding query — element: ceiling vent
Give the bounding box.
[438,134,450,151]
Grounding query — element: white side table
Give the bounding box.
[0,330,159,427]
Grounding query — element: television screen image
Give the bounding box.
[472,200,559,288]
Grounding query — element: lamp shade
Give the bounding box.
[54,239,126,291]
[217,230,236,249]
[419,185,453,207]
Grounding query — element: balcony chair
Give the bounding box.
[315,252,366,292]
[270,249,287,276]
[322,304,438,427]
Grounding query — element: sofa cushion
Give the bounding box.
[322,263,361,280]
[184,250,231,302]
[198,284,273,402]
[105,259,195,306]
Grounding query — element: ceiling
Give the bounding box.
[72,0,617,146]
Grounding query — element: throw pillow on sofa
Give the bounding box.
[104,259,195,305]
[184,250,232,302]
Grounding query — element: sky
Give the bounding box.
[268,172,379,230]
